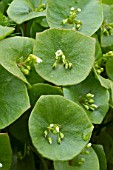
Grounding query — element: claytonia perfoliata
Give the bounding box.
[44,123,64,144]
[94,50,113,75]
[53,49,72,69]
[63,7,82,30]
[80,93,98,111]
[17,54,42,75]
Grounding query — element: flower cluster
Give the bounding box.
[69,143,92,166]
[53,49,72,69]
[102,22,113,36]
[80,93,98,111]
[63,7,82,30]
[95,51,113,75]
[44,124,64,144]
[17,54,42,75]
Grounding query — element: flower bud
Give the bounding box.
[59,132,64,139]
[58,137,61,144]
[44,130,48,137]
[48,137,52,144]
[86,143,92,148]
[83,104,89,110]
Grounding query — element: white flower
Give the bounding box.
[50,124,54,127]
[0,163,2,168]
[71,7,75,11]
[87,143,92,147]
[55,49,63,57]
[77,8,81,12]
[36,57,43,63]
[56,126,59,132]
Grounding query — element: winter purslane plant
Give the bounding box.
[0,0,113,169]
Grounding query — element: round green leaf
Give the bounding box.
[34,28,95,86]
[54,147,99,170]
[0,25,15,40]
[106,56,113,81]
[0,66,30,129]
[7,0,46,24]
[0,36,34,84]
[47,0,103,36]
[28,83,63,106]
[0,133,12,170]
[63,75,109,124]
[29,95,93,161]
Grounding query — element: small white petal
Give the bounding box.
[36,57,42,63]
[77,8,81,12]
[55,49,63,57]
[50,124,54,127]
[0,163,3,168]
[71,7,75,11]
[87,143,92,147]
[56,126,59,132]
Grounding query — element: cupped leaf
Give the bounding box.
[0,133,12,170]
[47,0,103,36]
[93,144,107,170]
[29,95,93,161]
[0,66,30,129]
[101,4,113,47]
[0,36,34,84]
[0,25,15,40]
[34,28,95,86]
[63,75,109,124]
[54,147,99,170]
[106,56,113,81]
[28,83,63,106]
[7,0,46,24]
[93,67,111,89]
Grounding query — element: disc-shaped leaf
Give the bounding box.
[29,95,93,161]
[47,0,103,36]
[106,56,113,81]
[54,147,99,170]
[0,66,30,129]
[0,25,15,40]
[63,75,109,124]
[28,83,63,106]
[0,133,12,170]
[0,36,34,84]
[101,4,113,47]
[93,145,107,170]
[34,28,95,86]
[7,0,46,24]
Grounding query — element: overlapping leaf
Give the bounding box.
[0,36,34,84]
[54,147,99,170]
[0,66,30,129]
[0,133,12,170]
[7,0,46,24]
[34,28,95,86]
[0,25,14,40]
[47,0,103,36]
[63,75,109,124]
[29,95,93,160]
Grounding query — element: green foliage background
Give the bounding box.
[0,0,113,169]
